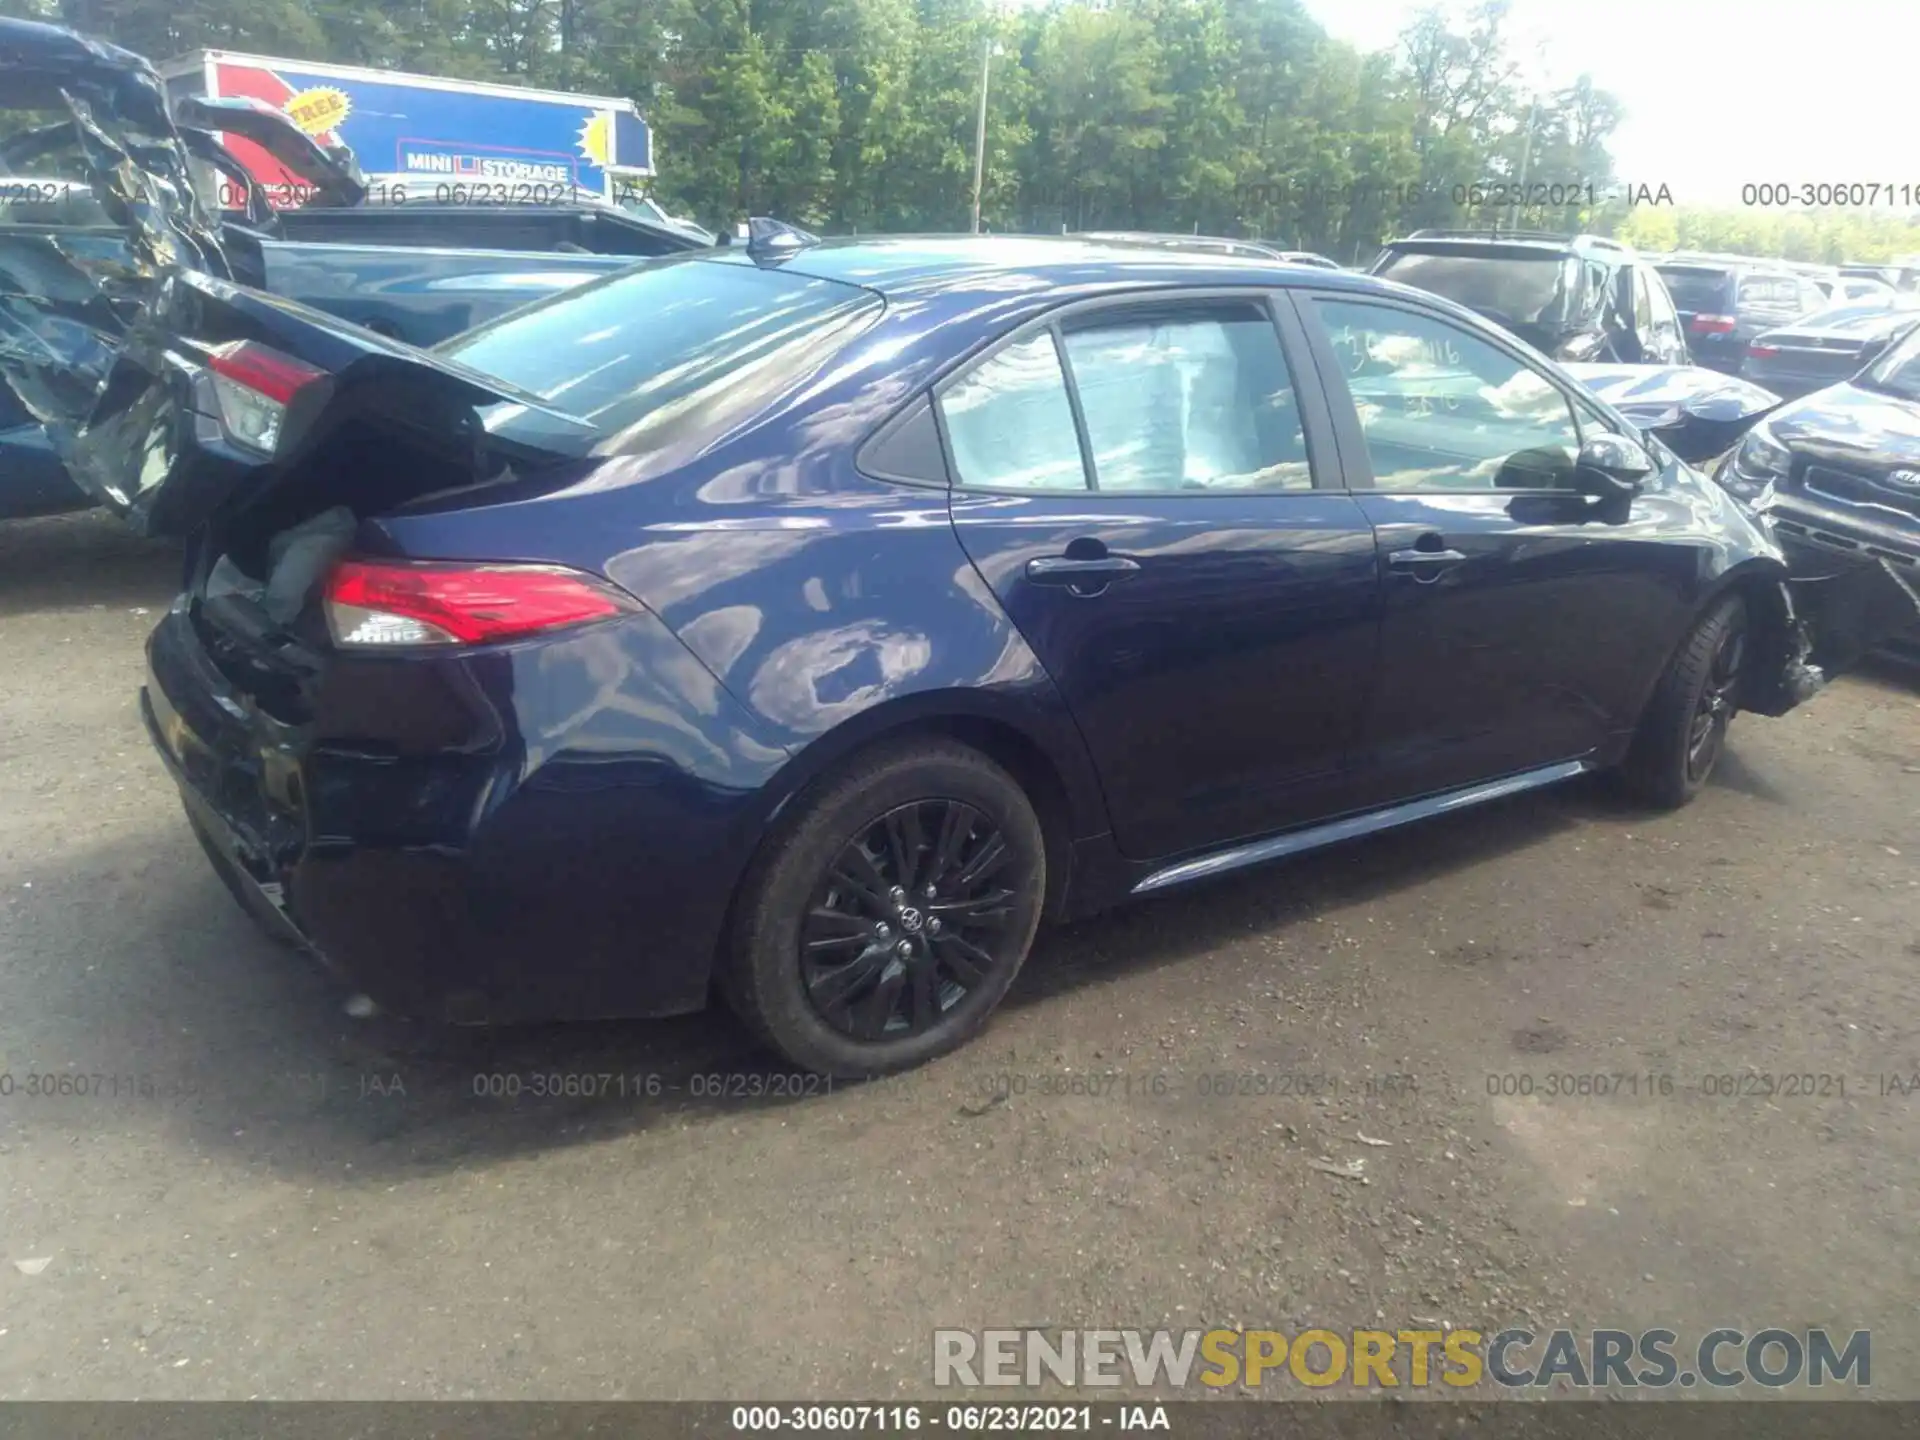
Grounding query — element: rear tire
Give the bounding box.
[721,740,1046,1078]
[1619,594,1748,809]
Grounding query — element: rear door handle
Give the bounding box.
[1025,555,1142,585]
[1387,547,1467,579]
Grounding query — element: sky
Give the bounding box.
[1295,0,1912,211]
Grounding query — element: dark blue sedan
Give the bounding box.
[56,235,1911,1075]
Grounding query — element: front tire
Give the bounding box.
[722,740,1046,1078]
[1620,594,1748,809]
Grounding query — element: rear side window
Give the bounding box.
[936,300,1313,494]
[1059,302,1310,491]
[939,331,1088,491]
[437,256,882,452]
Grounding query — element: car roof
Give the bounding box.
[1073,230,1282,254]
[1657,254,1800,275]
[738,234,1385,298]
[1381,231,1633,258]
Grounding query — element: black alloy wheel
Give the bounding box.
[1620,594,1748,809]
[723,740,1046,1076]
[801,800,1022,1040]
[1685,614,1746,785]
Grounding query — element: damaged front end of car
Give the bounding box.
[1568,361,1920,712]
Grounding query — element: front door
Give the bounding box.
[1294,291,1696,802]
[940,292,1381,861]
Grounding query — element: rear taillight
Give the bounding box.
[323,559,639,648]
[1747,342,1779,358]
[1688,314,1737,335]
[205,340,326,454]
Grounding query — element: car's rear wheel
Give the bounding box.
[722,740,1046,1078]
[1620,594,1748,809]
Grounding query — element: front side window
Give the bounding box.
[1316,298,1582,492]
[1060,302,1311,491]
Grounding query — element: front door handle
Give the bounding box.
[1387,547,1468,580]
[1026,555,1142,586]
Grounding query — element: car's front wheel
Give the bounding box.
[722,740,1047,1077]
[1620,593,1748,808]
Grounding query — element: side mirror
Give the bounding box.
[1575,432,1656,499]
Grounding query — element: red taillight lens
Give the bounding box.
[323,559,637,648]
[204,340,326,453]
[207,340,325,404]
[1688,314,1737,334]
[1748,342,1778,358]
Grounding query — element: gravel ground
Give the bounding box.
[2,510,1918,1401]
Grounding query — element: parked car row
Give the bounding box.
[1649,254,1831,374]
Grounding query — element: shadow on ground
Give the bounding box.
[0,511,181,616]
[0,768,1657,1186]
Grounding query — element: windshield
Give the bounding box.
[1858,321,1920,401]
[1374,250,1578,326]
[436,254,883,454]
[1654,266,1734,312]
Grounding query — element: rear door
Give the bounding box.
[1290,289,1699,802]
[941,289,1382,862]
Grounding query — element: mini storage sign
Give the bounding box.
[194,55,652,200]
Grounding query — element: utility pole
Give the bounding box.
[970,36,997,234]
[1507,96,1539,232]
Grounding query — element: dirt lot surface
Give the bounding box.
[2,510,1918,1402]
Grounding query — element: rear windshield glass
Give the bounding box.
[1373,250,1575,326]
[1654,266,1734,311]
[437,255,883,453]
[1791,301,1919,333]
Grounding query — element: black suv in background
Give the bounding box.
[1654,255,1828,373]
[1368,230,1689,365]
